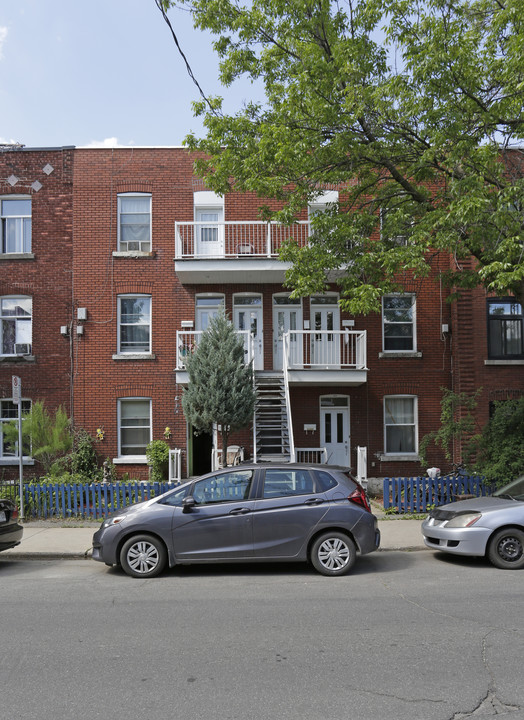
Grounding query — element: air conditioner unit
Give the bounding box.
[14,343,31,355]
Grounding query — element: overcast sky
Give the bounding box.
[0,0,258,148]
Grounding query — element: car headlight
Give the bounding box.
[444,512,482,528]
[103,515,127,528]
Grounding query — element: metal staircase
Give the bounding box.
[253,372,292,462]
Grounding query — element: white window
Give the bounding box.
[1,198,32,254]
[0,399,31,460]
[384,396,418,455]
[117,193,151,252]
[118,398,151,458]
[118,295,151,354]
[0,296,32,356]
[382,295,416,352]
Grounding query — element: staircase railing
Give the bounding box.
[282,335,295,462]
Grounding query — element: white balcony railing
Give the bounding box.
[176,330,254,369]
[283,330,367,370]
[175,220,310,259]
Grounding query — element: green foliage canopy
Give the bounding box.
[475,397,524,485]
[4,401,72,475]
[161,0,524,312]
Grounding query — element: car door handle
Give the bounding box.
[304,498,324,505]
[229,507,251,515]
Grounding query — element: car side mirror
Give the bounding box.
[182,496,196,513]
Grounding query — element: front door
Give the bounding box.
[273,296,303,369]
[196,295,224,333]
[320,396,350,467]
[311,296,340,367]
[196,208,224,256]
[234,295,263,370]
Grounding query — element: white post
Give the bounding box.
[356,446,367,489]
[12,376,24,521]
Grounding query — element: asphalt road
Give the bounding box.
[1,551,523,720]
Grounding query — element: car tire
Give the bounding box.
[120,534,167,578]
[487,528,524,570]
[310,532,356,576]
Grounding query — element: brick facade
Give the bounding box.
[1,146,522,482]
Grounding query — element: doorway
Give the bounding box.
[189,425,213,476]
[233,294,264,370]
[272,294,303,369]
[310,295,340,367]
[320,396,350,467]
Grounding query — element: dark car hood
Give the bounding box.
[431,495,522,519]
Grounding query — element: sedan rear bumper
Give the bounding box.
[0,523,23,551]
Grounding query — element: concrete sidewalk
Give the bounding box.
[2,514,426,560]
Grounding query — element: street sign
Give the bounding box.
[12,375,21,404]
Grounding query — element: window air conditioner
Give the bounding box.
[14,343,31,355]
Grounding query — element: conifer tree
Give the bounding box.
[182,313,256,464]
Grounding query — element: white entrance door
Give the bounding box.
[234,296,264,370]
[196,296,224,332]
[320,396,350,467]
[311,297,340,367]
[273,297,303,370]
[196,208,224,256]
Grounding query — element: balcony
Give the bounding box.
[174,220,309,283]
[175,329,367,387]
[283,330,367,386]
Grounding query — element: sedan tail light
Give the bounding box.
[11,505,19,520]
[348,486,371,512]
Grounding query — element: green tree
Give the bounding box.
[475,397,524,486]
[159,0,524,312]
[4,401,72,476]
[182,313,256,462]
[419,388,482,469]
[146,439,171,482]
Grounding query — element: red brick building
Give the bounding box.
[1,146,522,482]
[0,146,74,474]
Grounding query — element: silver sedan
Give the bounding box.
[422,475,524,569]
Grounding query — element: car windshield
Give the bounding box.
[493,475,524,501]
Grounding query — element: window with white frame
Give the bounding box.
[1,296,32,356]
[0,399,31,460]
[487,298,523,359]
[382,295,416,351]
[117,193,151,252]
[384,396,418,455]
[118,398,151,457]
[118,295,151,354]
[1,198,32,254]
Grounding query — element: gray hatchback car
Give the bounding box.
[92,464,380,578]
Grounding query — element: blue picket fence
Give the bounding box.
[22,481,178,520]
[383,475,493,514]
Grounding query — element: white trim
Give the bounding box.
[193,191,223,207]
[383,395,418,456]
[382,294,417,353]
[117,397,152,459]
[117,294,152,355]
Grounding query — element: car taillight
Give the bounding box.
[11,505,19,520]
[348,487,371,512]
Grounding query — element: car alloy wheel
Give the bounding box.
[488,528,524,570]
[310,531,356,576]
[120,534,167,578]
